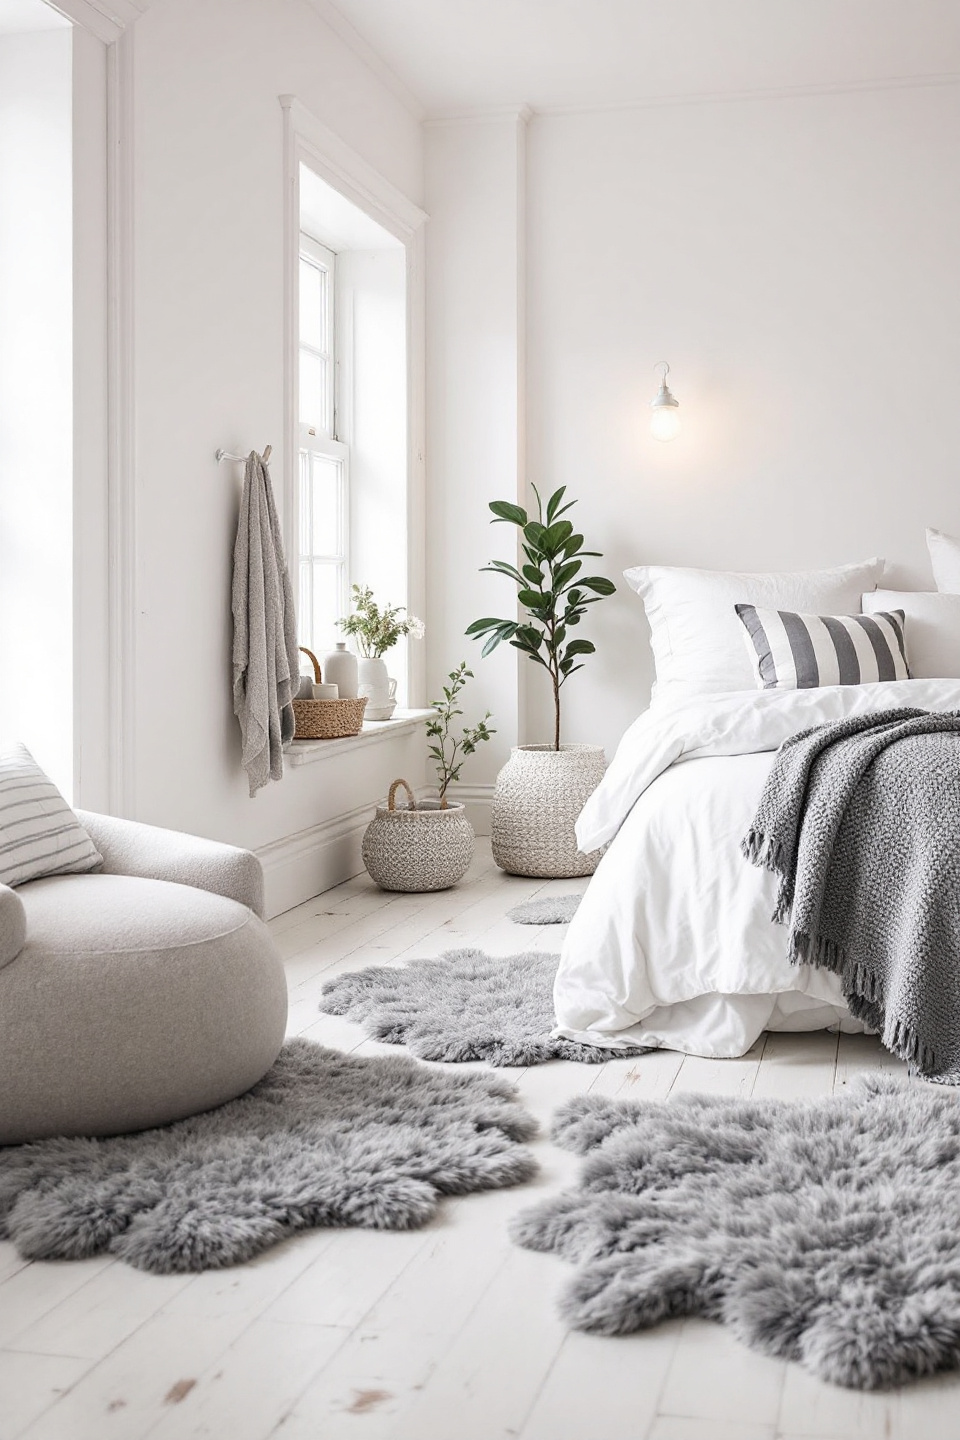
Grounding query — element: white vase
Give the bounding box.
[320,642,359,699]
[357,656,397,721]
[491,744,607,878]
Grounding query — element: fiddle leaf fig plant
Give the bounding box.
[466,485,616,751]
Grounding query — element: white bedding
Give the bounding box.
[555,678,960,1057]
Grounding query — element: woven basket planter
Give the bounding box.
[362,780,475,893]
[491,744,607,878]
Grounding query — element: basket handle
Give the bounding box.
[299,646,322,684]
[387,778,416,812]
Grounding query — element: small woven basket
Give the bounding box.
[292,647,367,740]
[362,779,475,893]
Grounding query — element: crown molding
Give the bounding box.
[45,0,149,41]
[424,104,533,129]
[423,68,960,125]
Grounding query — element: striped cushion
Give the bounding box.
[0,743,102,887]
[735,606,910,691]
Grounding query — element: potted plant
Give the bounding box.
[338,584,424,720]
[466,485,616,878]
[362,665,494,892]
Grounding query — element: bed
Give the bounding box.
[552,556,960,1058]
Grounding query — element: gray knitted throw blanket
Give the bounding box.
[743,707,960,1084]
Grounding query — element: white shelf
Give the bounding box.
[285,708,434,766]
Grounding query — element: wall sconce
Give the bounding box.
[650,361,680,442]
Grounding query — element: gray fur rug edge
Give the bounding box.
[508,894,582,925]
[0,1039,538,1274]
[320,948,648,1066]
[511,1075,960,1391]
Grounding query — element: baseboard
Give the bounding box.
[258,784,495,918]
[257,803,370,918]
[446,783,493,835]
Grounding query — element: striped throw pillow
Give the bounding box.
[735,606,910,691]
[0,743,102,887]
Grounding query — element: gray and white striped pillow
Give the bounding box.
[0,743,102,887]
[735,605,910,691]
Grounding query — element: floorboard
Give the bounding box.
[3,839,957,1439]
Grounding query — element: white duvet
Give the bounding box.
[555,678,960,1057]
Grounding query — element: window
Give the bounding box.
[298,234,348,654]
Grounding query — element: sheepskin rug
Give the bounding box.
[508,894,582,925]
[0,1040,537,1274]
[321,948,647,1066]
[511,1076,960,1390]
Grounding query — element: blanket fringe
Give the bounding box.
[790,931,947,1081]
[740,829,783,872]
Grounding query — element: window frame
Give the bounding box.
[298,231,349,653]
[282,100,428,709]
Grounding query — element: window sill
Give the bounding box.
[285,708,434,766]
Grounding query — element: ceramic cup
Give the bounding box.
[312,682,340,701]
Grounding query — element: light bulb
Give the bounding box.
[650,404,681,442]
[650,361,681,442]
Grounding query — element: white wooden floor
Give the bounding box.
[3,840,960,1440]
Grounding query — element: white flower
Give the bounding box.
[407,615,426,640]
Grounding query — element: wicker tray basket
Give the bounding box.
[293,647,367,740]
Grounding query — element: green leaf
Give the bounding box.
[489,500,527,526]
[481,631,508,658]
[523,521,547,551]
[509,640,550,668]
[553,559,582,591]
[516,626,543,650]
[480,560,525,583]
[563,638,596,659]
[543,520,574,555]
[545,486,567,524]
[579,576,616,596]
[517,588,545,609]
[465,617,507,636]
[560,533,584,558]
[522,564,544,586]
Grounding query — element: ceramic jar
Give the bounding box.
[320,642,359,699]
[357,656,398,721]
[491,744,607,878]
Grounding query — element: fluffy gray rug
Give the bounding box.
[511,1076,960,1390]
[0,1040,537,1274]
[508,894,582,925]
[321,949,647,1066]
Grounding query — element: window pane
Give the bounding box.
[299,349,327,431]
[309,561,341,649]
[310,454,342,556]
[299,256,327,353]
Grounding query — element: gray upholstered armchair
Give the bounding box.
[0,814,287,1145]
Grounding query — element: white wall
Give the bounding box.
[0,28,73,793]
[120,0,424,903]
[427,84,960,769]
[424,116,526,796]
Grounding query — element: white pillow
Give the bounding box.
[926,528,960,593]
[863,589,960,679]
[0,742,102,887]
[623,558,885,701]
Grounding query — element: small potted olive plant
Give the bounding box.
[361,664,494,892]
[467,485,615,878]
